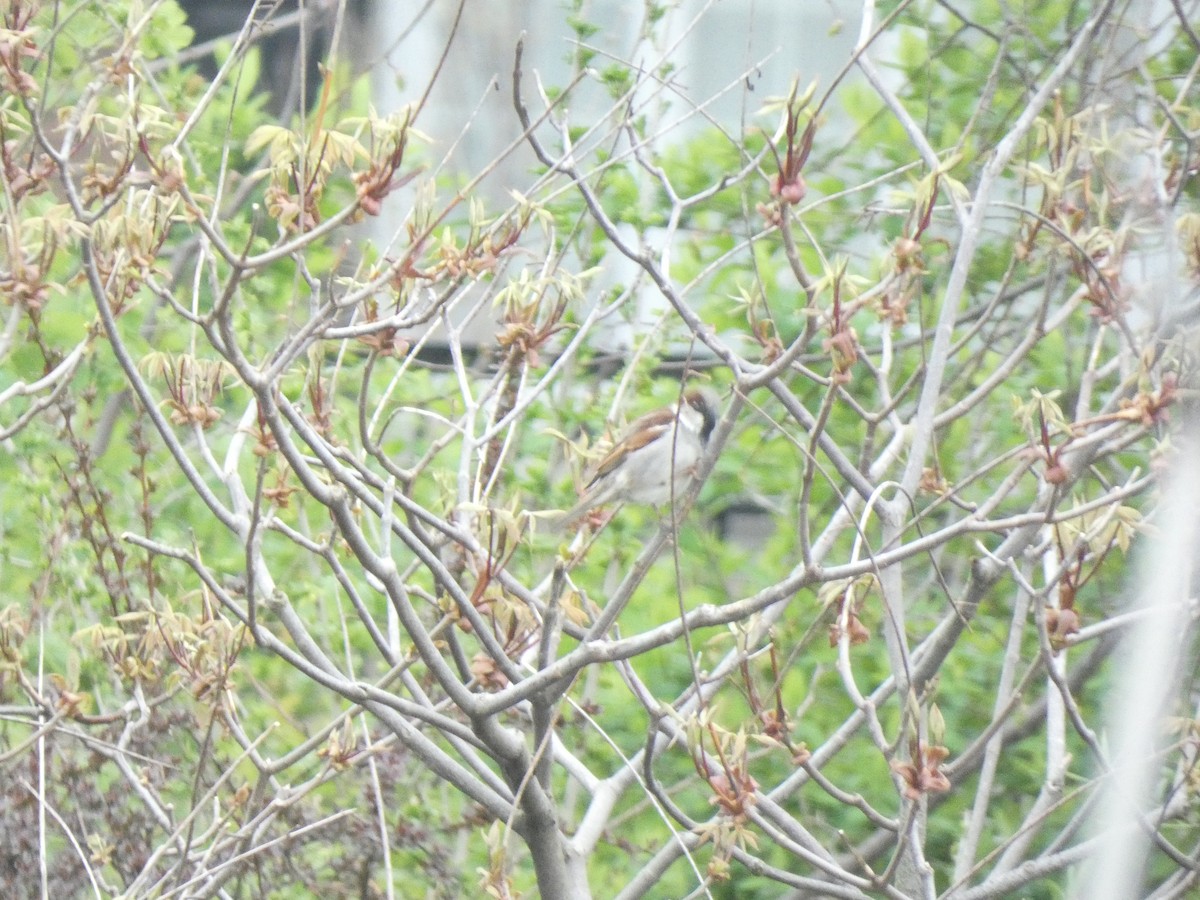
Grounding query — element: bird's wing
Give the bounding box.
[586,407,675,484]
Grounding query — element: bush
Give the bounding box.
[1,1,1197,897]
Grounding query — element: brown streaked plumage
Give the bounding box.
[561,388,718,525]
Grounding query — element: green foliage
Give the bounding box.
[1,0,1196,897]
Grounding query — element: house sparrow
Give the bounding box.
[561,388,718,525]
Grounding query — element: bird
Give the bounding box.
[559,388,718,526]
